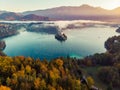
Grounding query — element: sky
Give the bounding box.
[0,0,120,12]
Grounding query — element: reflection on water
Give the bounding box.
[3,23,119,60]
[4,27,118,59]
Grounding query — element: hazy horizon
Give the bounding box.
[0,0,120,12]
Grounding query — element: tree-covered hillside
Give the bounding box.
[0,56,95,90]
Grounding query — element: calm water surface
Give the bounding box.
[3,25,119,60]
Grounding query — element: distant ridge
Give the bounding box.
[0,4,120,21]
[0,10,8,14]
[0,12,50,21]
[0,12,22,20]
[20,14,49,21]
[23,4,120,20]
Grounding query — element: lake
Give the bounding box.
[3,21,120,60]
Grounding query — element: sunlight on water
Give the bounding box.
[3,21,119,60]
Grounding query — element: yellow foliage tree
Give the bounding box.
[26,57,32,62]
[6,77,11,86]
[11,65,16,73]
[0,85,11,90]
[17,56,25,61]
[40,63,47,72]
[75,80,81,90]
[21,64,25,70]
[47,85,56,90]
[87,76,94,88]
[34,78,40,89]
[40,79,46,89]
[55,59,63,67]
[11,73,18,85]
[25,65,31,74]
[17,70,25,78]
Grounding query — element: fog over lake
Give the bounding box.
[2,20,119,60]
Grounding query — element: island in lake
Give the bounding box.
[55,32,67,41]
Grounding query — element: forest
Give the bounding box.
[0,56,95,90]
[0,35,120,90]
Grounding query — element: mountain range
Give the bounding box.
[0,12,50,21]
[0,4,120,21]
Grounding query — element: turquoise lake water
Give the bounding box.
[3,23,119,60]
